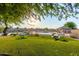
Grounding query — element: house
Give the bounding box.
[26,28,56,35]
[57,27,71,33]
[57,27,71,37]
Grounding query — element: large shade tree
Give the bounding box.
[0,3,79,35]
[64,22,77,29]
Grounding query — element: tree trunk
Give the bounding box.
[3,21,8,36]
[3,26,8,36]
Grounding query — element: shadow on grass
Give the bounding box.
[0,54,11,56]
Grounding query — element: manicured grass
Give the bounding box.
[0,35,79,56]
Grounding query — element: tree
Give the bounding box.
[0,4,29,35]
[64,22,77,29]
[0,27,4,32]
[0,3,79,35]
[44,28,48,32]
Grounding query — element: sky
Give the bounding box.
[14,16,79,29]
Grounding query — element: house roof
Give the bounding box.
[57,26,71,30]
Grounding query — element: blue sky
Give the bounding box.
[38,16,79,29]
[16,15,79,29]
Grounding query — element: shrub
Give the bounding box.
[32,34,39,36]
[11,34,17,36]
[53,36,59,41]
[15,36,27,40]
[59,36,68,42]
[59,36,74,42]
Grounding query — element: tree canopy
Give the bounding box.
[64,22,77,29]
[0,3,79,24]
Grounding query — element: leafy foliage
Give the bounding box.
[15,36,27,40]
[59,36,75,42]
[0,3,79,25]
[64,22,77,29]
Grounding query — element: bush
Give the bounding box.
[11,34,17,36]
[15,36,27,40]
[59,36,74,42]
[59,36,68,42]
[31,34,39,36]
[53,36,59,41]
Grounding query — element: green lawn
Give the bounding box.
[0,35,79,56]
